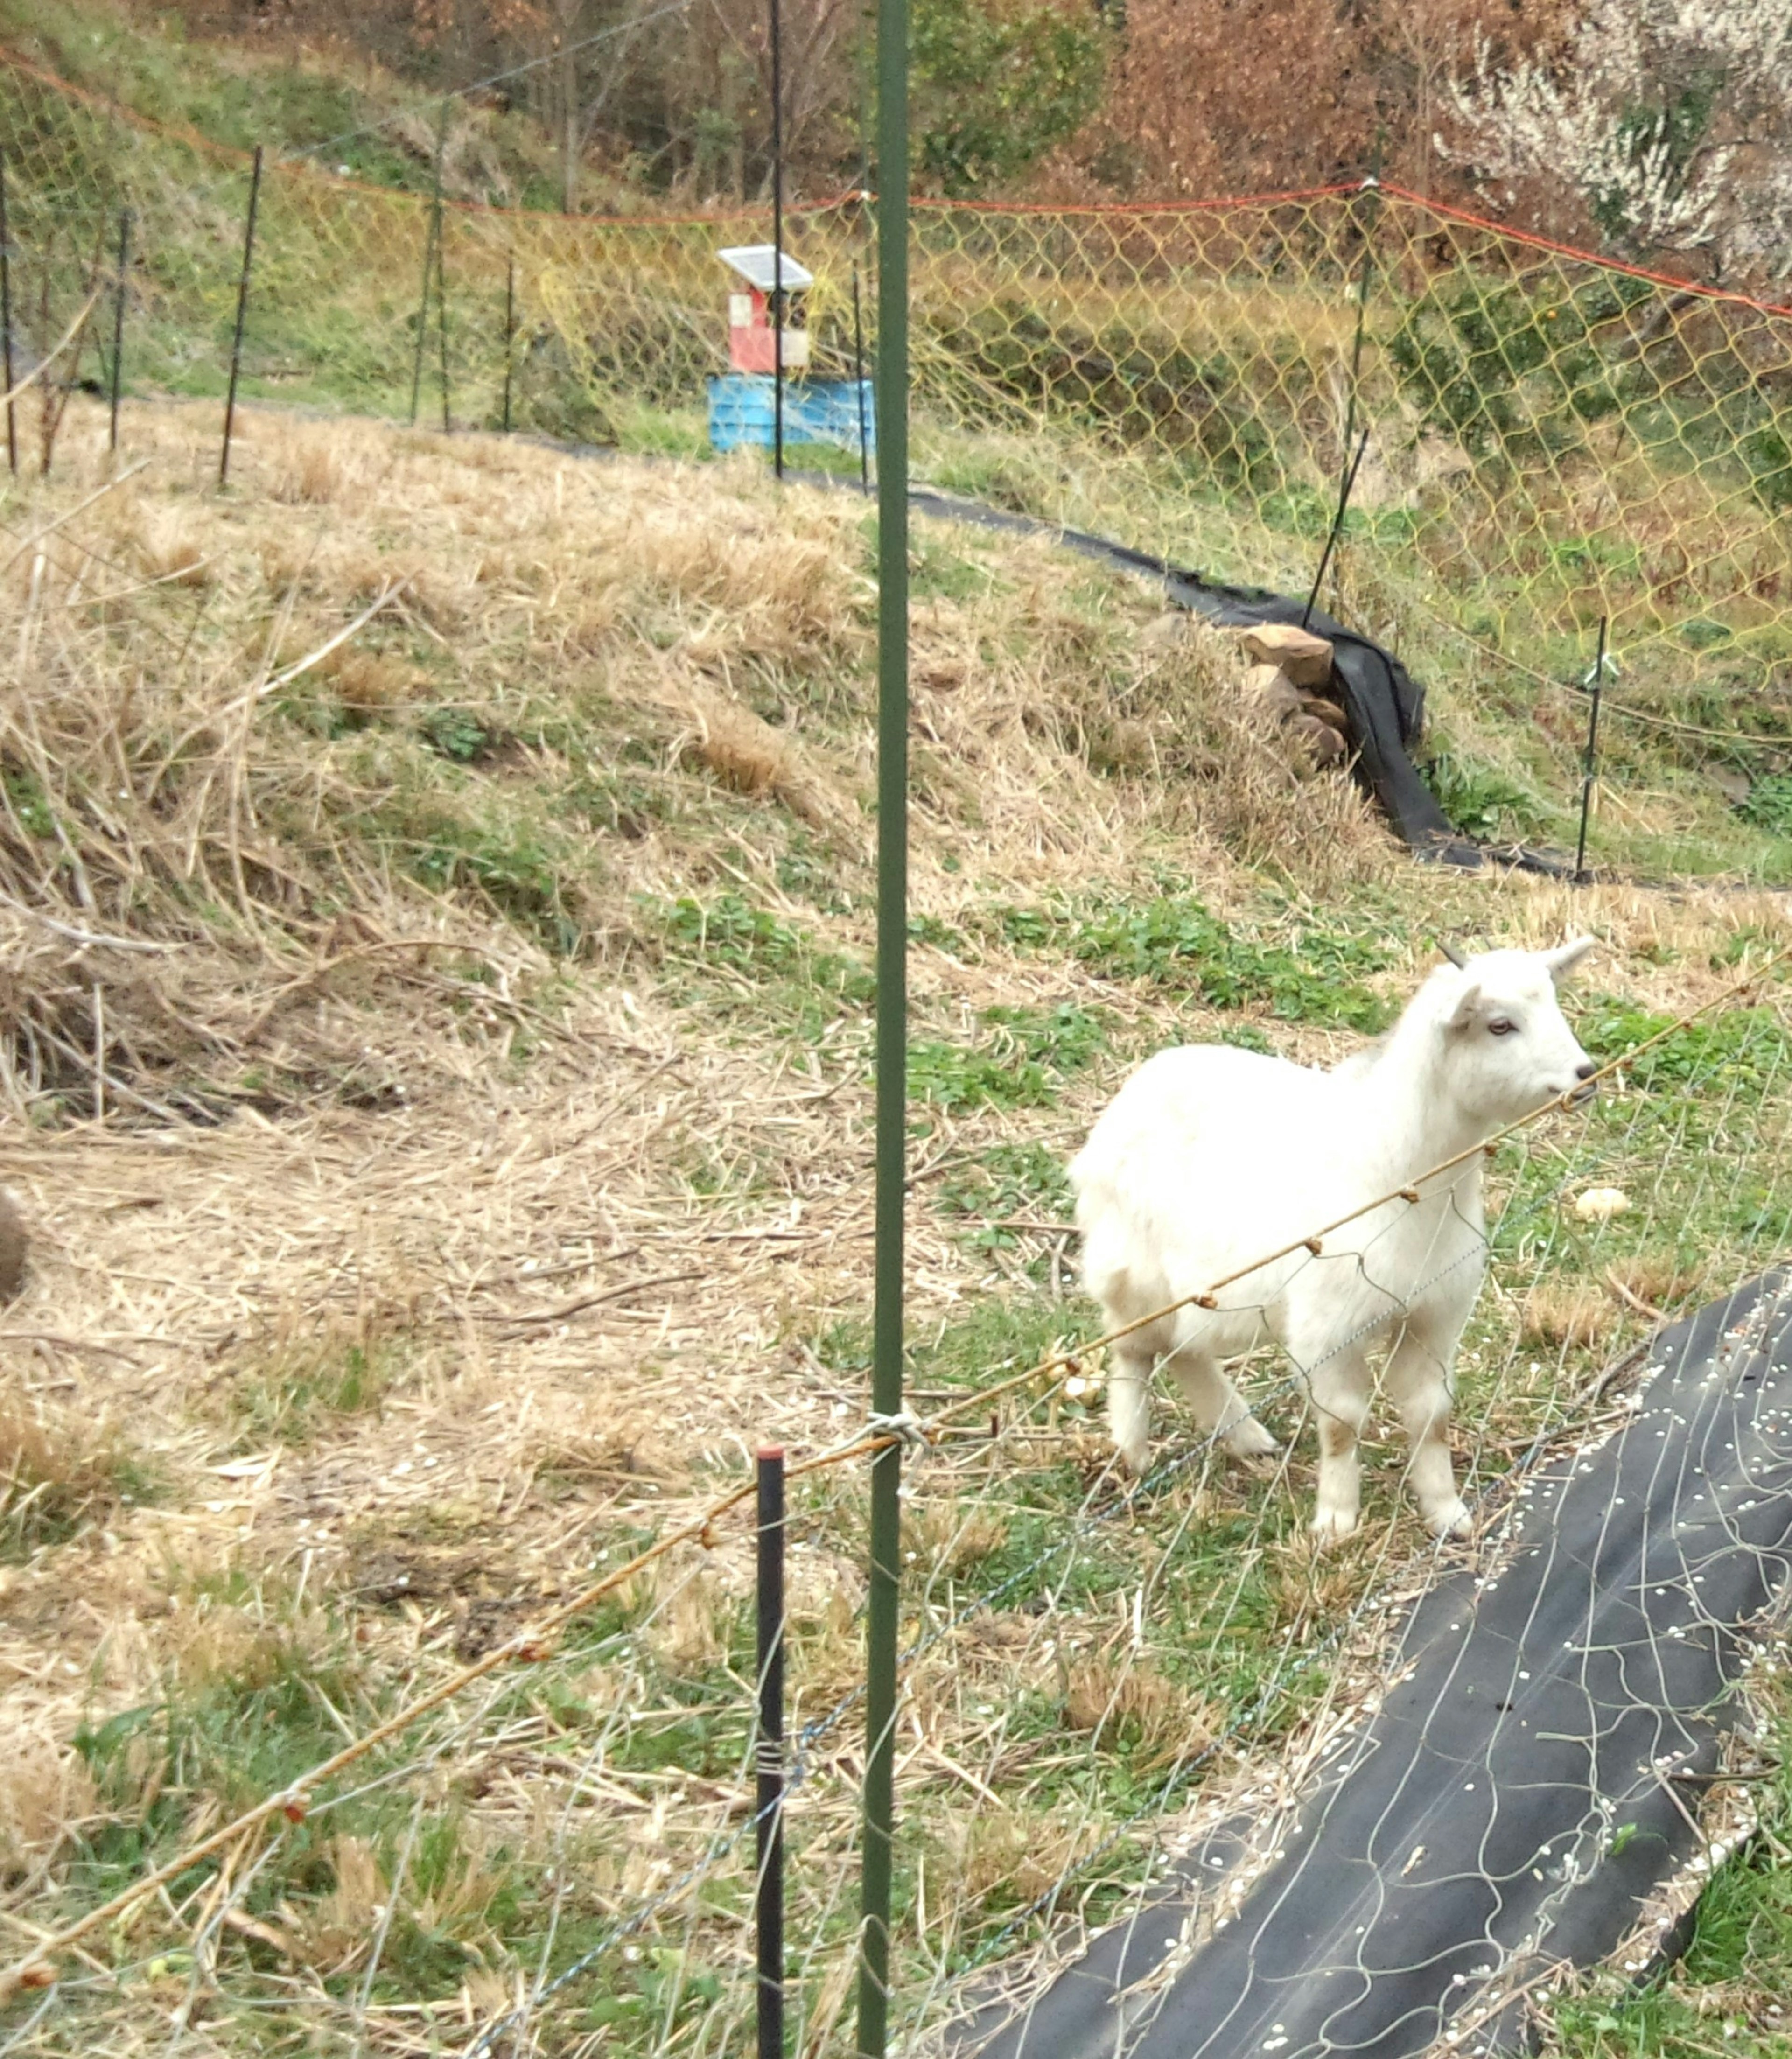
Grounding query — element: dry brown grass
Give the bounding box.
[1060,1650,1216,1771]
[1520,1282,1618,1351]
[0,394,1785,2050]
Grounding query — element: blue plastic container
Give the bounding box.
[707,373,876,460]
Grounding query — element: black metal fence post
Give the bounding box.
[107,207,130,455]
[219,145,264,488]
[770,0,785,479]
[502,253,516,433]
[852,262,868,490]
[1302,426,1370,631]
[435,216,452,433]
[756,1445,786,2059]
[410,99,448,427]
[1575,615,1610,884]
[0,152,16,476]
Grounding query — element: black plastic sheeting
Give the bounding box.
[903,485,1577,877]
[963,1268,1792,2059]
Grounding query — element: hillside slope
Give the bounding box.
[2,397,1792,2054]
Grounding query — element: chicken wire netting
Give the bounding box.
[5,961,1792,2053]
[7,49,1792,771]
[8,45,1792,2058]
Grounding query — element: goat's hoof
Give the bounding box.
[1117,1444,1151,1479]
[1426,1498,1473,1540]
[1223,1419,1280,1461]
[1309,1506,1358,1546]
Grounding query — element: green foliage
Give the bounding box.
[1421,751,1540,841]
[231,1341,393,1450]
[586,1948,726,2033]
[921,300,1280,480]
[1387,271,1654,457]
[1590,79,1720,250]
[1743,423,1792,511]
[909,1001,1111,1111]
[912,0,1109,196]
[995,895,1392,1029]
[1740,774,1792,835]
[653,892,875,1008]
[1579,1001,1792,1096]
[397,805,588,954]
[939,1140,1074,1223]
[420,707,494,764]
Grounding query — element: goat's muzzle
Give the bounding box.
[1564,1062,1599,1108]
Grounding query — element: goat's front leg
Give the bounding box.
[1385,1314,1471,1538]
[1107,1344,1154,1476]
[1305,1348,1372,1542]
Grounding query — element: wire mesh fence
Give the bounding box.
[8,49,1792,778]
[10,46,1792,2059]
[5,949,1792,2053]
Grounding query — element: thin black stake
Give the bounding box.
[107,207,129,454]
[770,0,785,480]
[436,215,452,433]
[1302,426,1370,630]
[852,262,868,490]
[0,152,16,476]
[220,144,264,487]
[1337,171,1379,491]
[1575,615,1610,884]
[501,253,516,434]
[756,1446,786,2059]
[410,98,449,427]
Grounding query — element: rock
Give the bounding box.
[1288,712,1349,771]
[1237,622,1335,687]
[0,1189,28,1302]
[1573,1186,1631,1223]
[1299,693,1351,737]
[1245,663,1302,722]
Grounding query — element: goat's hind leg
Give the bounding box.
[1166,1338,1278,1460]
[1385,1313,1472,1539]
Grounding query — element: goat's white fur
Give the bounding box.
[1070,940,1596,1539]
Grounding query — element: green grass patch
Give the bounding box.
[993,893,1394,1029]
[909,1002,1112,1113]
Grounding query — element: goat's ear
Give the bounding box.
[1544,937,1596,985]
[1448,981,1484,1033]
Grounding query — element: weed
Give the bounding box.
[1421,751,1542,841]
[0,1401,156,1560]
[421,707,495,763]
[938,1140,1075,1224]
[229,1335,395,1449]
[651,892,875,1022]
[994,894,1392,1029]
[1582,1002,1792,1098]
[910,1003,1112,1113]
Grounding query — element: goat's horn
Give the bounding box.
[1439,939,1469,969]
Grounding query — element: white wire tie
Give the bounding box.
[868,1409,929,1454]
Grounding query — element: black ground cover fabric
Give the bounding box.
[899,486,1580,869]
[965,1269,1792,2059]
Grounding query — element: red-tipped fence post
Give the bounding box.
[756,1445,787,2059]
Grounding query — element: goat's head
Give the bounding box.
[1433,938,1597,1126]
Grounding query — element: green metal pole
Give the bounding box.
[856,0,907,2036]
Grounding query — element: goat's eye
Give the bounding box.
[1487,1018,1517,1037]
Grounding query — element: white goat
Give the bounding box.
[1070,940,1597,1539]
